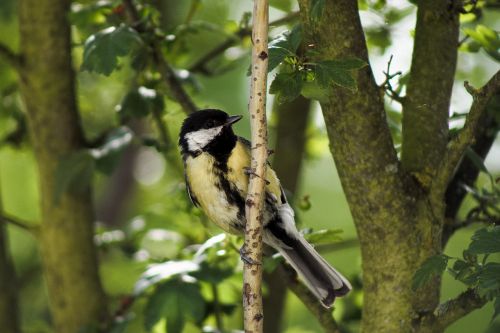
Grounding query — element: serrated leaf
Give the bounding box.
[192,234,236,283]
[81,25,142,76]
[270,71,303,102]
[315,58,367,91]
[304,229,343,244]
[268,46,294,72]
[412,255,449,290]
[478,263,500,293]
[54,150,95,204]
[468,227,500,255]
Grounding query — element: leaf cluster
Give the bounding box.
[266,25,367,103]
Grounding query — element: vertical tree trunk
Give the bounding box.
[264,96,311,333]
[18,0,107,332]
[297,1,445,332]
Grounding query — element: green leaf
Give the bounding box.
[81,25,142,76]
[269,71,303,102]
[478,263,500,294]
[118,87,164,119]
[412,255,449,290]
[191,234,236,283]
[493,297,500,321]
[54,150,95,204]
[270,0,293,12]
[304,228,343,245]
[267,25,302,72]
[315,58,367,91]
[468,227,500,255]
[144,279,206,332]
[268,46,294,72]
[310,0,325,20]
[465,147,490,174]
[134,260,199,295]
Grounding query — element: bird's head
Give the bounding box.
[179,109,242,156]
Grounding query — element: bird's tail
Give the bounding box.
[264,205,351,308]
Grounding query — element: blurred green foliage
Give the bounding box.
[0,0,499,332]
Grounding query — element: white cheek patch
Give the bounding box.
[185,126,223,151]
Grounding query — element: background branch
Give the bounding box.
[419,288,488,330]
[432,70,500,199]
[122,0,197,114]
[0,43,22,71]
[280,265,341,333]
[188,12,299,74]
[0,214,38,234]
[243,0,269,332]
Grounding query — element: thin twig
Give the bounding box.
[380,55,404,103]
[211,283,224,332]
[281,265,341,333]
[243,1,269,332]
[431,70,500,199]
[0,43,22,71]
[188,12,299,74]
[122,0,197,114]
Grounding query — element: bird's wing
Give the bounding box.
[183,161,200,207]
[235,137,287,205]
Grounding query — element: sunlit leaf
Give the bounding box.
[412,255,449,290]
[134,260,199,295]
[304,228,343,244]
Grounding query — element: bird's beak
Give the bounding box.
[225,115,242,126]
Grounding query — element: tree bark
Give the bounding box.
[18,0,107,332]
[402,0,460,187]
[298,1,445,332]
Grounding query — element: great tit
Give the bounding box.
[179,109,351,307]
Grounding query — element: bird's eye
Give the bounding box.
[205,120,216,128]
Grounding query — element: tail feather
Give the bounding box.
[264,204,351,308]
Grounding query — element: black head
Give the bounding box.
[179,109,242,158]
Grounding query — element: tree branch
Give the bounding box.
[188,12,299,74]
[419,288,488,330]
[432,70,500,199]
[243,1,269,332]
[401,0,460,187]
[122,0,197,114]
[0,214,38,234]
[0,43,22,71]
[280,265,341,333]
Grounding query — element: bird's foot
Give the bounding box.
[243,167,270,185]
[239,245,261,266]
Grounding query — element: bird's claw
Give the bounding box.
[239,246,261,265]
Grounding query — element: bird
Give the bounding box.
[178,108,351,307]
